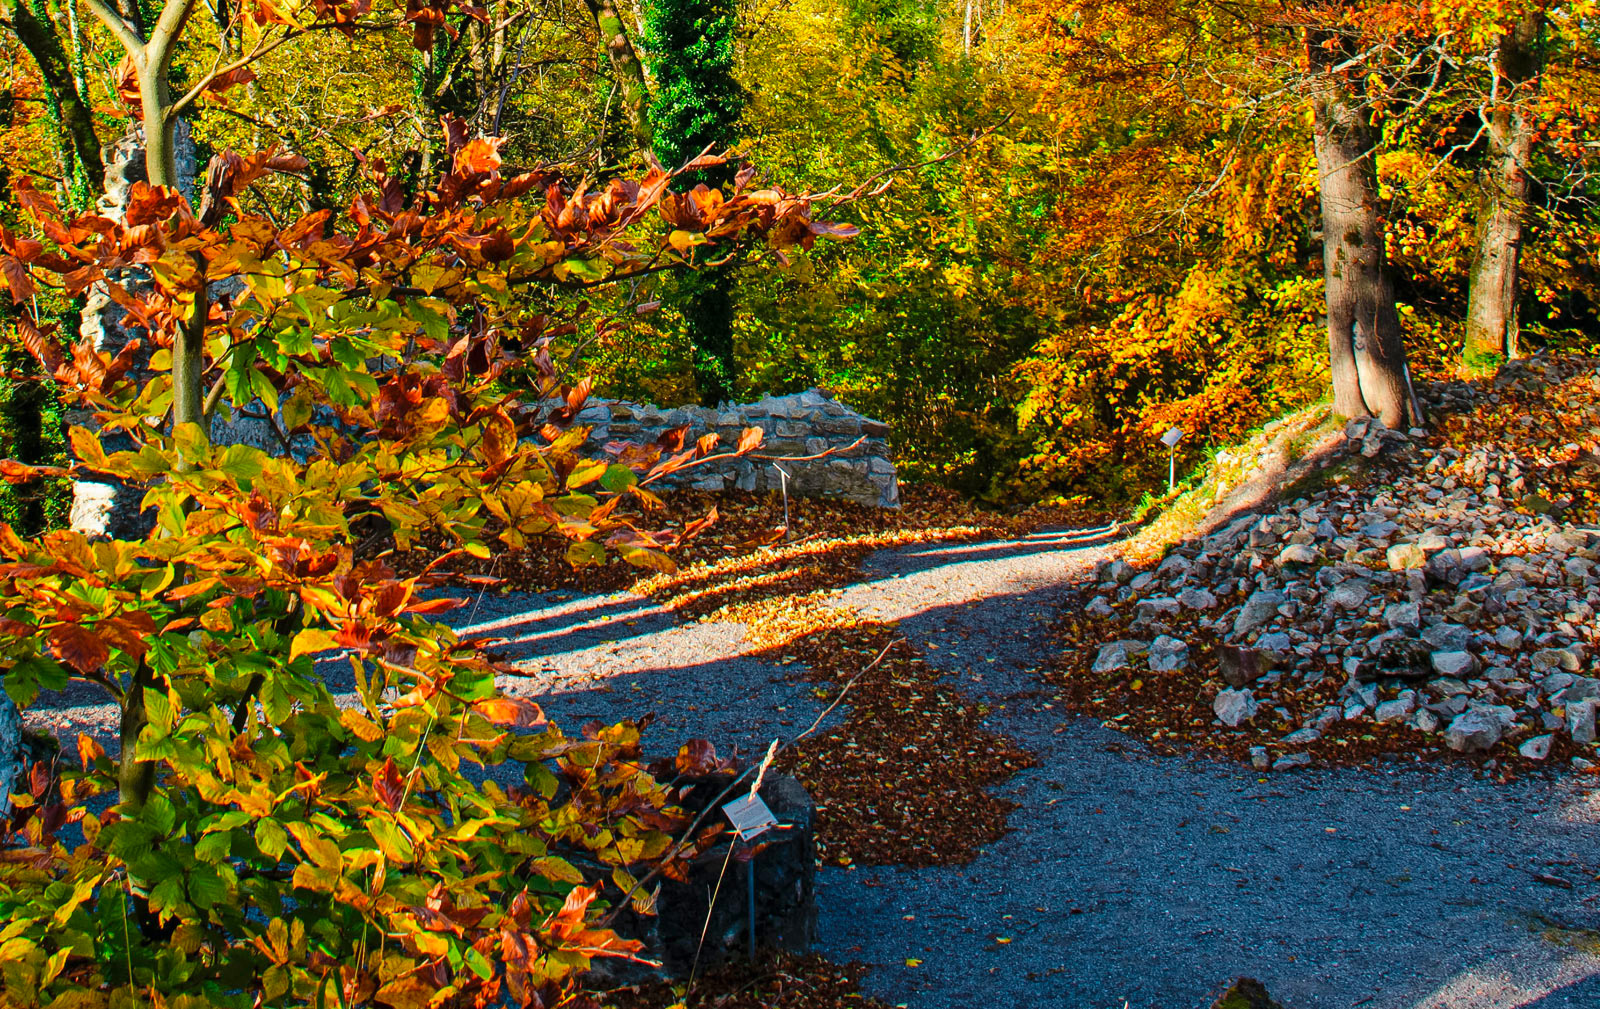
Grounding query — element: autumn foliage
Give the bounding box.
[0,122,855,1006]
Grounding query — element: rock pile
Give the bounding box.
[1061,356,1600,773]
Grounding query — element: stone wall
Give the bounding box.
[567,389,899,508]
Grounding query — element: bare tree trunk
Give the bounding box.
[963,0,973,55]
[583,0,660,169]
[1463,8,1543,373]
[1307,24,1422,429]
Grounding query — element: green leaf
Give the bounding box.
[194,831,232,864]
[601,464,638,493]
[564,539,606,566]
[255,818,289,861]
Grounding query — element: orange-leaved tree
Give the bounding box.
[0,123,855,1006]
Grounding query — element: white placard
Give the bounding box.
[1161,427,1185,448]
[722,793,779,841]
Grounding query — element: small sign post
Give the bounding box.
[1160,427,1184,492]
[721,792,780,960]
[770,463,792,541]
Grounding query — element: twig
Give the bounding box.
[751,435,867,463]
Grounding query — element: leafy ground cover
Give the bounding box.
[605,953,893,1009]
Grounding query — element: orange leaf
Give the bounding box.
[49,623,108,673]
[473,696,546,728]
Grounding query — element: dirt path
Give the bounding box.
[26,526,1600,1008]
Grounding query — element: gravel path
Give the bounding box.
[26,526,1600,1008]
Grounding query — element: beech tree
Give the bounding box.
[1462,6,1545,373]
[1305,12,1424,428]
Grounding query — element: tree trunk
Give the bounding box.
[1463,8,1543,373]
[583,0,660,169]
[3,0,105,194]
[1307,24,1422,429]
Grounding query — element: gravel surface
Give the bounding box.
[24,525,1600,1007]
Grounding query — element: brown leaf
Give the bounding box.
[372,756,406,812]
[49,623,109,673]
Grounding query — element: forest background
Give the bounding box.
[3,0,1599,523]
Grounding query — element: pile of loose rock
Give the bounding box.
[1059,356,1600,773]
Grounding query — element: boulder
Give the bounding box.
[1519,734,1554,761]
[1445,709,1503,752]
[1568,698,1598,745]
[1214,688,1259,727]
[1092,639,1150,673]
[1233,590,1285,635]
[1219,645,1272,688]
[1148,635,1191,672]
[1387,543,1427,571]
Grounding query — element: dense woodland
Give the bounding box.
[2,0,1596,518]
[0,0,1599,1005]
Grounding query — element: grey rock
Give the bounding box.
[1421,624,1472,652]
[1272,752,1313,772]
[1234,590,1286,635]
[1567,698,1598,745]
[1375,694,1417,723]
[1100,560,1136,585]
[1494,626,1524,652]
[1533,648,1582,673]
[1415,708,1442,732]
[1384,602,1421,631]
[1148,635,1191,672]
[1387,543,1427,570]
[1276,543,1319,567]
[1445,709,1503,752]
[1519,734,1554,761]
[1214,688,1260,727]
[1086,596,1115,618]
[1178,587,1219,610]
[1430,651,1478,678]
[1135,597,1181,620]
[1329,580,1371,610]
[1281,727,1322,745]
[1249,746,1271,770]
[1092,639,1150,674]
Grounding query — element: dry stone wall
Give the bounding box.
[570,389,898,507]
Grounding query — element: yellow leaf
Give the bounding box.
[290,627,339,661]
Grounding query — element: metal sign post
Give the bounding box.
[1160,427,1184,491]
[770,463,792,540]
[722,791,779,961]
